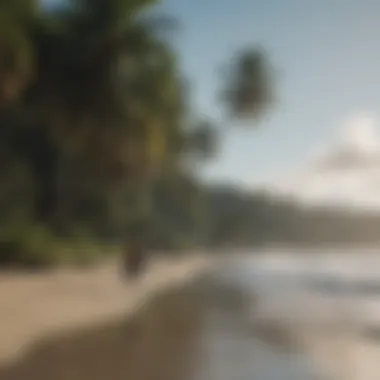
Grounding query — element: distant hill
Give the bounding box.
[195,185,380,248]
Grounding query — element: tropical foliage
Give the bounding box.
[0,0,274,267]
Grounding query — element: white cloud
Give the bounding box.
[339,113,379,153]
[267,112,380,209]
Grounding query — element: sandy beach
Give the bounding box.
[0,253,214,366]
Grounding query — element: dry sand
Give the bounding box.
[0,253,214,366]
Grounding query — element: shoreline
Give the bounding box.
[0,253,215,366]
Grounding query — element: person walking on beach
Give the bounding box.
[123,241,145,279]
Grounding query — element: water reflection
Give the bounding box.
[0,273,320,380]
[243,253,380,380]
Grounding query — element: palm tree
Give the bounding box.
[10,0,183,229]
[33,0,187,269]
[0,0,276,268]
[220,47,274,121]
[0,0,36,107]
[0,0,187,265]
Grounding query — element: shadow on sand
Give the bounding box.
[0,286,204,380]
[0,275,309,380]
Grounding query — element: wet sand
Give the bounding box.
[0,285,204,380]
[5,252,376,380]
[0,254,214,366]
[0,273,318,380]
[300,327,380,380]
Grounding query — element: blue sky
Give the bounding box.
[43,0,380,199]
[158,0,380,188]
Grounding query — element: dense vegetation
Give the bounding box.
[199,186,380,248]
[0,0,273,267]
